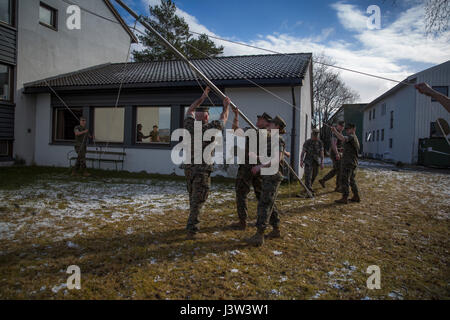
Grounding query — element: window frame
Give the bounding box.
[381,129,384,141]
[0,139,11,156]
[52,107,83,143]
[389,138,393,149]
[390,111,394,129]
[39,2,58,31]
[431,86,448,102]
[134,105,172,145]
[0,63,13,102]
[0,0,15,27]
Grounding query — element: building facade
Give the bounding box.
[0,0,137,164]
[23,53,314,177]
[363,61,450,164]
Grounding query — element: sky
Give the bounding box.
[113,0,450,103]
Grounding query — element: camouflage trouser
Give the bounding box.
[185,167,211,233]
[341,165,359,198]
[304,162,319,191]
[255,172,283,232]
[235,165,279,226]
[321,156,342,189]
[74,145,87,170]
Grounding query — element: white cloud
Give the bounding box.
[136,0,450,103]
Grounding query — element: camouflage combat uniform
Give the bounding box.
[302,138,324,191]
[340,133,360,198]
[184,114,224,233]
[235,128,279,226]
[150,130,159,142]
[255,134,285,232]
[321,132,343,189]
[74,125,88,171]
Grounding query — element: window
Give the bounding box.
[136,106,171,144]
[372,130,375,142]
[39,2,57,30]
[0,64,11,101]
[53,108,83,141]
[390,111,394,129]
[389,138,393,149]
[0,140,10,156]
[369,110,371,121]
[381,103,386,116]
[376,130,379,141]
[431,86,448,102]
[94,107,124,143]
[373,108,375,119]
[0,0,12,25]
[381,129,384,141]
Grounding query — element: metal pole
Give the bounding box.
[114,0,313,198]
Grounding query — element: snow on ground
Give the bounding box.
[0,175,234,242]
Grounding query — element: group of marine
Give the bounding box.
[71,87,360,246]
[183,87,360,246]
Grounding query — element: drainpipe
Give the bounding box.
[290,86,297,169]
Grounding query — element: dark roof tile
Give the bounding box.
[24,53,312,90]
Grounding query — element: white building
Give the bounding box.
[23,53,314,177]
[0,0,137,164]
[363,60,450,164]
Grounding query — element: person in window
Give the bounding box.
[415,82,450,113]
[149,125,161,142]
[136,124,150,142]
[184,86,230,240]
[72,117,93,177]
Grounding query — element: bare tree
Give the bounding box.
[425,0,450,37]
[313,54,359,127]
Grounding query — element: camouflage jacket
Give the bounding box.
[184,115,224,172]
[342,134,360,167]
[74,125,88,147]
[302,138,324,165]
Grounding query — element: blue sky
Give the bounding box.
[114,0,450,102]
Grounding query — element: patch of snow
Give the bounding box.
[273,250,283,256]
[230,269,239,273]
[51,283,67,294]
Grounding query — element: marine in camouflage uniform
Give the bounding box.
[72,117,91,177]
[184,88,230,238]
[246,115,287,246]
[233,112,280,230]
[300,129,324,196]
[333,123,360,204]
[319,121,345,192]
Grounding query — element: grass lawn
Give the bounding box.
[0,164,449,299]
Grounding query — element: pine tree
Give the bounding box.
[133,0,224,62]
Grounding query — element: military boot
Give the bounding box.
[230,219,247,230]
[319,179,326,188]
[245,230,265,246]
[335,197,348,204]
[265,227,281,239]
[349,194,361,203]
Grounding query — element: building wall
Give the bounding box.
[15,0,133,164]
[363,61,450,164]
[363,86,416,163]
[33,82,310,177]
[412,61,450,163]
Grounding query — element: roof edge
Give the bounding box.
[23,63,113,88]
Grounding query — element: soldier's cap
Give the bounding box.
[271,115,287,133]
[257,112,272,122]
[345,123,356,129]
[195,106,209,112]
